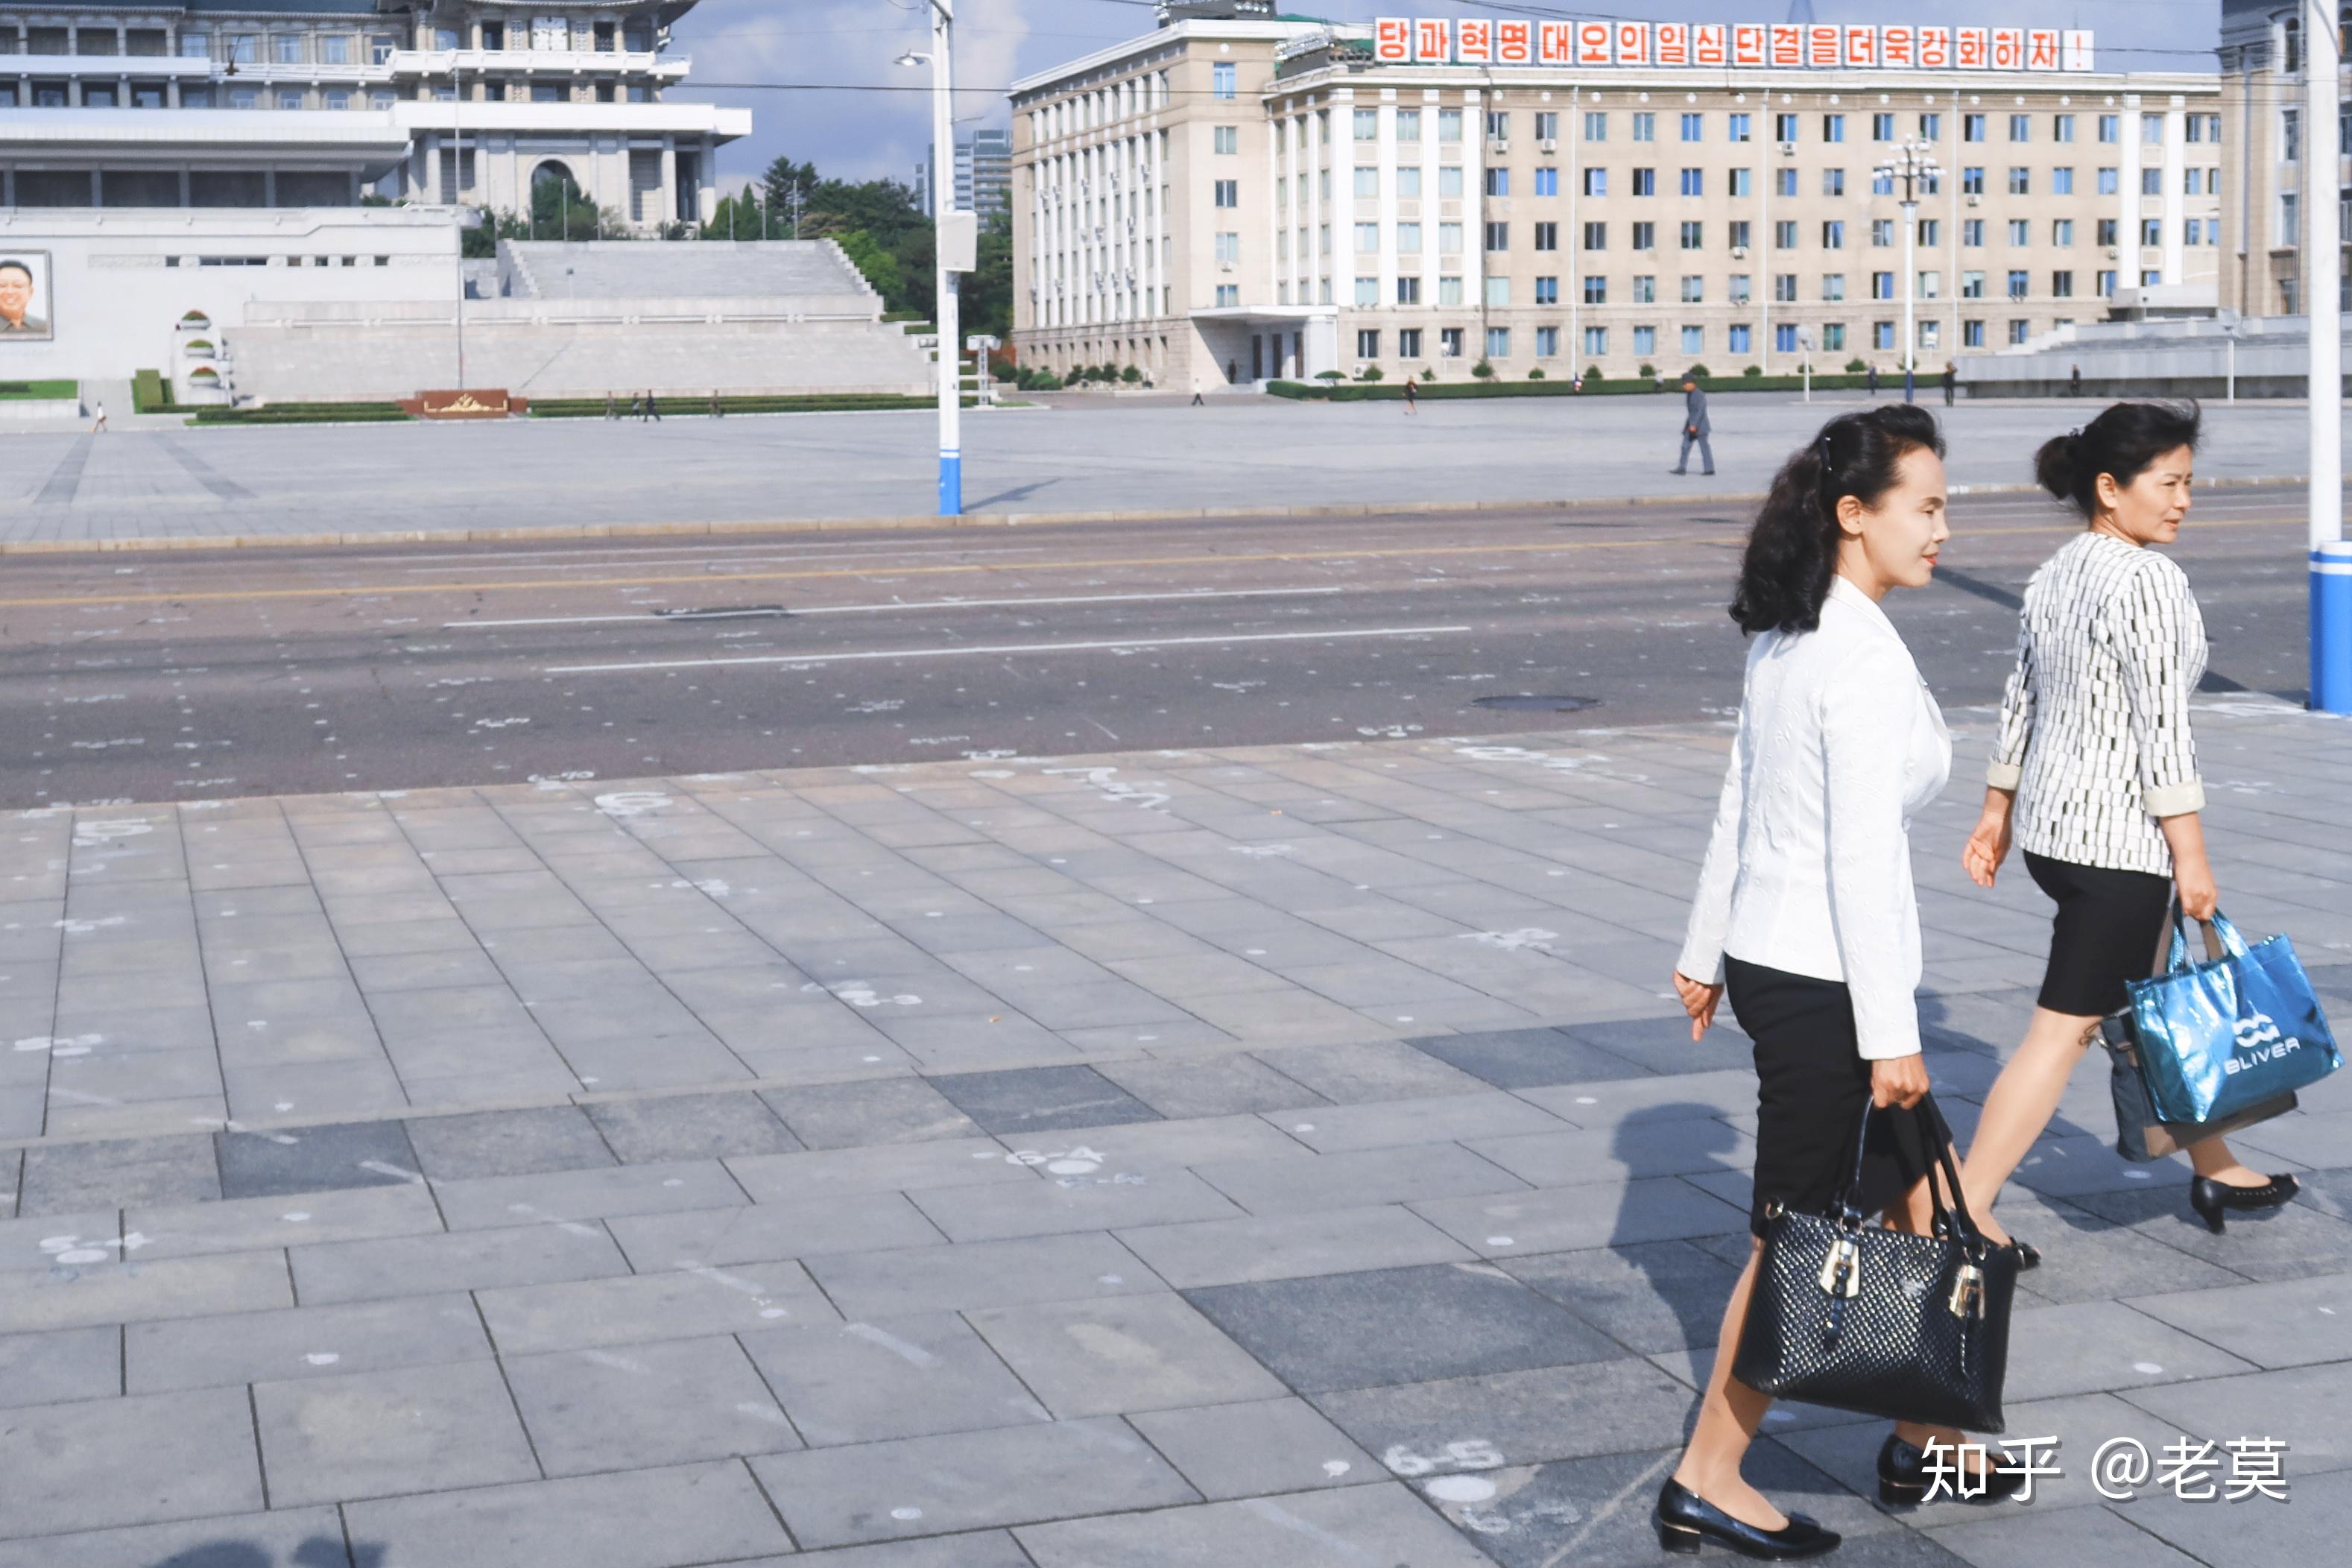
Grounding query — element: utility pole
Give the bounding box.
[901,2,973,518]
[452,57,467,391]
[2307,0,2350,711]
[1874,139,1941,405]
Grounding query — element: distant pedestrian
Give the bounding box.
[89,400,107,433]
[1403,378,1417,414]
[1571,373,1586,393]
[710,391,723,418]
[1190,378,1205,407]
[627,392,642,420]
[1671,376,1714,476]
[643,390,660,423]
[1942,362,1956,407]
[2069,364,2082,397]
[1867,364,1881,398]
[604,391,617,420]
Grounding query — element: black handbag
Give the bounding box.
[1731,1092,2017,1434]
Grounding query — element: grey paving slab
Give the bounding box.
[797,1533,1034,1567]
[16,1133,218,1216]
[0,1251,292,1334]
[1017,1483,1499,1567]
[584,1090,805,1163]
[2065,1178,2352,1281]
[254,1358,540,1508]
[1499,1238,1748,1354]
[1513,1068,1762,1128]
[127,1292,491,1394]
[1192,1142,1529,1216]
[804,1232,1163,1318]
[0,1323,118,1409]
[966,1290,1287,1418]
[1264,1090,1569,1153]
[726,1136,1033,1204]
[1117,1204,1475,1289]
[1408,1026,1660,1090]
[1465,1118,1754,1188]
[1127,1396,1382,1501]
[344,1459,795,1568]
[214,1118,423,1200]
[1964,1189,2248,1306]
[1000,1111,1313,1172]
[1309,1355,1698,1472]
[1249,1040,1490,1104]
[0,1508,349,1568]
[605,1191,945,1271]
[2117,1358,2352,1470]
[906,1166,1244,1242]
[759,1077,982,1150]
[1924,1501,2207,1568]
[1186,1262,1627,1394]
[291,1218,630,1306]
[2124,1273,2352,1371]
[125,1181,444,1263]
[478,1259,837,1355]
[741,1312,1053,1447]
[2109,1456,2352,1568]
[505,1335,800,1475]
[0,1207,119,1272]
[402,1104,616,1180]
[432,1158,747,1231]
[1411,1175,1752,1257]
[751,1415,1200,1550]
[926,1064,1163,1135]
[1998,1299,2262,1402]
[0,1385,261,1539]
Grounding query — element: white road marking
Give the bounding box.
[449,585,1347,629]
[546,624,1471,675]
[400,544,1046,573]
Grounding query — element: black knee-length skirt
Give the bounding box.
[1725,955,1933,1240]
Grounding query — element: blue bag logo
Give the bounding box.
[2225,1008,2301,1075]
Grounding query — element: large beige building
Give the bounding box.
[2217,0,2345,320]
[1009,4,2222,387]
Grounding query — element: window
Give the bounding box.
[1535,326,1561,357]
[1727,324,1751,353]
[1633,112,1655,142]
[1961,271,1985,298]
[1821,221,1844,249]
[276,89,303,109]
[1821,274,1846,301]
[1439,221,1462,253]
[1873,113,1896,142]
[1355,222,1379,253]
[1774,221,1798,250]
[2098,269,2118,297]
[2184,218,2203,247]
[230,34,261,61]
[2009,319,2031,345]
[1439,165,1464,198]
[1214,125,1239,154]
[2099,113,2120,144]
[1871,271,1894,300]
[1439,107,1462,142]
[1964,320,1985,347]
[1354,108,1377,142]
[1774,113,1799,142]
[1680,274,1705,303]
[1681,113,1704,142]
[1215,284,1239,306]
[273,34,303,64]
[1582,276,1607,305]
[1821,169,1844,197]
[1963,113,1985,142]
[1356,329,1380,358]
[1399,327,1423,357]
[2143,114,2163,145]
[1874,321,1897,350]
[2007,269,2029,299]
[2140,168,2162,196]
[1918,219,1940,247]
[1822,114,1844,143]
[1397,108,1420,142]
[1397,222,1422,254]
[1728,274,1751,303]
[1438,276,1464,306]
[1963,219,1985,246]
[1681,168,1704,197]
[1584,325,1609,355]
[319,36,351,65]
[1534,112,1558,142]
[1681,325,1705,354]
[2008,167,2030,195]
[1584,111,1607,142]
[1534,221,1558,251]
[2052,271,2075,298]
[325,89,350,110]
[1776,323,1800,353]
[2054,114,2076,143]
[2097,217,2118,245]
[1397,276,1421,303]
[1919,271,1941,300]
[1774,168,1798,197]
[1679,221,1703,250]
[1397,167,1420,198]
[1822,323,1846,350]
[1534,276,1560,304]
[1582,221,1607,250]
[1633,325,1657,355]
[1355,168,1379,197]
[2097,167,2118,196]
[1441,326,1465,356]
[2052,219,2073,247]
[1484,168,1509,197]
[1487,326,1511,358]
[1583,168,1607,197]
[1728,168,1751,197]
[1484,221,1509,252]
[2008,219,2030,246]
[1213,62,1236,99]
[1961,166,1985,196]
[181,34,210,58]
[1633,221,1656,250]
[1216,232,1242,264]
[1213,180,1238,208]
[1632,168,1655,197]
[1485,110,1508,142]
[1634,274,1658,303]
[1728,221,1751,250]
[1533,167,1558,197]
[1729,113,1751,142]
[2051,167,2074,195]
[1918,113,1941,141]
[2008,113,2030,142]
[1873,171,1895,197]
[2142,218,2162,247]
[1918,320,1940,351]
[2184,165,2203,195]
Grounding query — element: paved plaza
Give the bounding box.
[0,698,2347,1566]
[2,394,2340,548]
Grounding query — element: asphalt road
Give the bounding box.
[0,493,2313,808]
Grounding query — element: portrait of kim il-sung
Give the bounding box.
[0,253,53,341]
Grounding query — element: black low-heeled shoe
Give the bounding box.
[2011,1239,2040,1271]
[1877,1433,2029,1506]
[2188,1172,2300,1234]
[1654,1478,1841,1559]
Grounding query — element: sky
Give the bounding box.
[667,0,2225,195]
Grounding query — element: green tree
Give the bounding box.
[961,209,1014,341]
[833,229,905,303]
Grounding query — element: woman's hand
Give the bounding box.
[1961,792,2015,889]
[1871,1052,1930,1109]
[1672,970,1724,1041]
[2174,855,2219,922]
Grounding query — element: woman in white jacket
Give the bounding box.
[1657,405,2025,1561]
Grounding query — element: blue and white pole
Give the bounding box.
[931,0,961,518]
[2308,0,2346,712]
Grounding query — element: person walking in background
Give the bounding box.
[626,391,642,420]
[1942,362,1957,407]
[1867,363,1881,398]
[89,399,107,433]
[2070,364,2083,396]
[1403,377,1418,415]
[643,389,660,423]
[710,390,724,418]
[604,391,617,420]
[1672,376,1714,475]
[1659,404,2023,1560]
[1190,377,1205,407]
[1959,401,2298,1242]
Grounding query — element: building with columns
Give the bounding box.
[1010,4,2222,388]
[0,1,745,228]
[2216,0,2348,320]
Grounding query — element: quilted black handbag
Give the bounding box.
[1730,1092,2017,1433]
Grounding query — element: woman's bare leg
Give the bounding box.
[1669,1238,1789,1530]
[1956,1007,2103,1247]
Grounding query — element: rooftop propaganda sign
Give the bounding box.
[1370,20,2095,74]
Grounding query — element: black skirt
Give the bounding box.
[2024,851,2175,1018]
[1725,955,1932,1241]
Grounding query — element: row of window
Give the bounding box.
[1318,265,2149,309]
[1262,163,2222,209]
[1368,109,2221,148]
[1289,216,2219,253]
[0,80,654,108]
[1344,316,2090,363]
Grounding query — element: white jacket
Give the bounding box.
[1675,574,1953,1060]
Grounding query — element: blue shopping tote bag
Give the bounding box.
[2125,908,2341,1127]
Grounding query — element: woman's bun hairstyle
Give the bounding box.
[2034,399,2201,519]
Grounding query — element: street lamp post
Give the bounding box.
[1874,139,1941,405]
[900,0,966,518]
[2304,0,2350,713]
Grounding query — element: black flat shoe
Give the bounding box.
[1877,1433,2029,1506]
[2011,1239,2040,1271]
[1654,1479,1840,1559]
[2189,1173,2300,1234]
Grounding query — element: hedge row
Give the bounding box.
[529,394,964,417]
[192,405,411,424]
[1269,372,1880,402]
